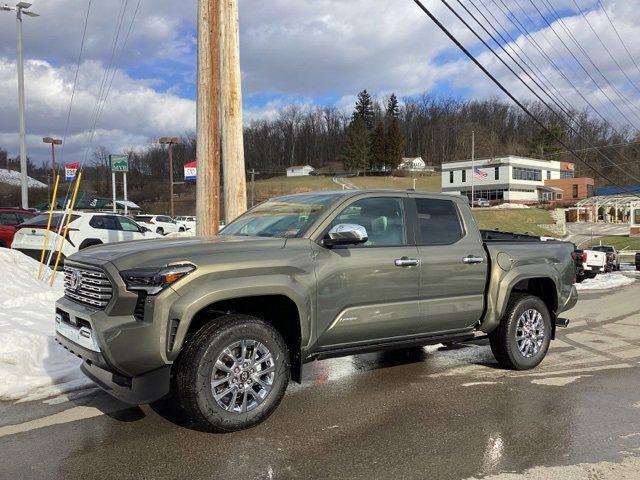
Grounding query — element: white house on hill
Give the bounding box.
[397,157,434,172]
[286,165,315,177]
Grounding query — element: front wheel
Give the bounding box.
[156,227,164,235]
[175,314,290,432]
[489,293,552,370]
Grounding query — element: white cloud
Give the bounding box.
[2,0,640,165]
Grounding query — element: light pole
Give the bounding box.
[42,137,62,178]
[159,137,182,217]
[2,2,39,209]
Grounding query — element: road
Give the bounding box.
[566,222,630,246]
[332,176,359,190]
[1,280,640,479]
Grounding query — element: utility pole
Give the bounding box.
[196,0,221,235]
[2,2,39,208]
[159,137,181,217]
[249,168,260,207]
[220,0,247,222]
[471,130,475,208]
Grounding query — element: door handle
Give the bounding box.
[395,257,419,267]
[462,255,484,264]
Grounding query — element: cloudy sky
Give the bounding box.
[1,0,640,165]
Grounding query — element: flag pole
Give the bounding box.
[471,130,475,208]
[37,174,60,280]
[49,172,82,286]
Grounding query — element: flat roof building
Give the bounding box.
[440,155,590,204]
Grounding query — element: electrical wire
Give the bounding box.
[59,0,92,165]
[596,0,640,79]
[409,0,640,198]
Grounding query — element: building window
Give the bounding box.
[587,184,594,197]
[462,170,466,183]
[449,171,454,184]
[512,167,542,182]
[494,166,499,180]
[572,184,579,198]
[561,170,574,179]
[547,170,551,180]
[556,193,563,200]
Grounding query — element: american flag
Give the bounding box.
[473,167,488,180]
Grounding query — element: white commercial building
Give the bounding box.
[286,165,315,177]
[440,155,574,203]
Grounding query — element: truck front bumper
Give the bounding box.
[55,291,178,405]
[55,331,171,404]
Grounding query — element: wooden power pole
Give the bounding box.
[220,0,247,222]
[196,0,221,236]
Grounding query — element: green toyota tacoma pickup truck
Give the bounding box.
[55,190,577,431]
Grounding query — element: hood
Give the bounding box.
[68,235,287,270]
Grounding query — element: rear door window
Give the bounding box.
[415,198,464,246]
[90,215,120,230]
[0,212,19,226]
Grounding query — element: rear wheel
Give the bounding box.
[176,314,290,432]
[489,293,551,370]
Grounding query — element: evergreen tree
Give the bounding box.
[384,93,404,168]
[529,125,564,157]
[386,93,400,120]
[385,117,404,168]
[352,89,375,129]
[343,118,370,171]
[369,121,386,169]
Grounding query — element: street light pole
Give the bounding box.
[42,137,62,178]
[2,2,39,208]
[159,137,182,217]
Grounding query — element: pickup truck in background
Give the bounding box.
[54,190,577,432]
[574,248,607,280]
[592,245,620,272]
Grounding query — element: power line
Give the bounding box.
[409,0,640,198]
[596,0,640,80]
[437,0,640,185]
[570,0,640,100]
[530,0,640,130]
[489,0,640,165]
[59,0,92,165]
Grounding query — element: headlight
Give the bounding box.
[120,264,195,295]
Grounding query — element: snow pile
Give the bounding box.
[576,272,636,291]
[166,230,196,237]
[492,203,530,209]
[0,249,91,401]
[0,168,47,188]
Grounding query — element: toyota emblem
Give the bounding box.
[69,270,81,290]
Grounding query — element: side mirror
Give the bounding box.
[323,224,368,247]
[141,226,151,233]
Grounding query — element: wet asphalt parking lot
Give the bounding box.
[1,276,640,480]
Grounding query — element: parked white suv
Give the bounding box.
[12,211,159,266]
[174,216,196,230]
[134,215,185,235]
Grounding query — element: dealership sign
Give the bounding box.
[110,154,129,172]
[65,162,79,181]
[184,161,197,181]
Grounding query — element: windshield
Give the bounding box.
[220,193,340,238]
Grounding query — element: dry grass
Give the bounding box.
[472,208,556,237]
[252,176,337,201]
[349,175,441,192]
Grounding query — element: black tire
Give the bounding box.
[156,227,164,235]
[489,293,552,370]
[179,227,185,232]
[175,314,290,432]
[79,239,103,250]
[0,240,7,248]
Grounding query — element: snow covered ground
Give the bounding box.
[0,168,47,188]
[576,271,637,291]
[491,203,530,209]
[0,249,92,402]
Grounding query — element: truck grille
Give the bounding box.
[64,265,113,309]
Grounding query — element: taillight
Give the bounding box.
[582,252,587,263]
[612,254,616,261]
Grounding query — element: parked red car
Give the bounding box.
[0,208,37,248]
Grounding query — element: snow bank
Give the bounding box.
[0,249,92,401]
[0,168,47,188]
[166,230,196,237]
[492,203,530,209]
[576,272,636,291]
